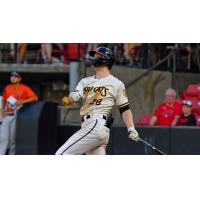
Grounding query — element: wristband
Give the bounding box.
[128,126,136,132]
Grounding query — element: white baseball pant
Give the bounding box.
[56,115,110,155]
[0,114,17,155]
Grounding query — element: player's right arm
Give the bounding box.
[61,96,76,106]
[61,79,85,106]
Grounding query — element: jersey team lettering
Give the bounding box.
[83,86,109,97]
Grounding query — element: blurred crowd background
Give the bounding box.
[1,43,200,72]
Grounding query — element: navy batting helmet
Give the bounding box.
[89,47,115,69]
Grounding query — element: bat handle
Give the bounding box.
[138,138,150,146]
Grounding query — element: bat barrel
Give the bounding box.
[138,138,166,155]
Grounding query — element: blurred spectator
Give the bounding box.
[176,43,192,71]
[178,100,197,126]
[123,43,142,66]
[149,88,182,126]
[41,43,67,64]
[17,43,27,64]
[151,44,159,66]
[151,44,165,66]
[110,43,125,65]
[190,43,200,72]
[17,43,40,64]
[66,43,86,61]
[52,44,67,64]
[0,43,198,71]
[0,71,38,155]
[17,43,67,64]
[0,44,16,63]
[41,43,53,64]
[149,44,173,67]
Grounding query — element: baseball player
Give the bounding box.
[0,71,38,155]
[56,47,140,155]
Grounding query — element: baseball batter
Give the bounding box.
[56,47,140,155]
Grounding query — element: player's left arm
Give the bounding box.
[121,109,140,142]
[116,82,139,142]
[121,109,135,128]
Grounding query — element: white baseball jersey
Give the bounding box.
[70,75,129,117]
[56,74,130,155]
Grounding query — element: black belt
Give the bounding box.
[82,115,107,122]
[82,114,114,129]
[6,113,14,116]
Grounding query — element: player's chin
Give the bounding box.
[93,67,104,72]
[93,65,98,69]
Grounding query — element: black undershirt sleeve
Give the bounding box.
[119,104,130,114]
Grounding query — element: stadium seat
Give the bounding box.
[137,114,152,126]
[195,115,200,126]
[179,91,186,99]
[190,99,200,115]
[179,91,197,100]
[184,84,200,98]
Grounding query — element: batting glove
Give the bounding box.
[62,96,72,106]
[128,127,140,142]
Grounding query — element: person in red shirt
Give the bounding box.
[149,88,182,126]
[0,71,38,155]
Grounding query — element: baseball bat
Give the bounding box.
[139,138,166,155]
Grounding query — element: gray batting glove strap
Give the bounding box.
[128,127,140,142]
